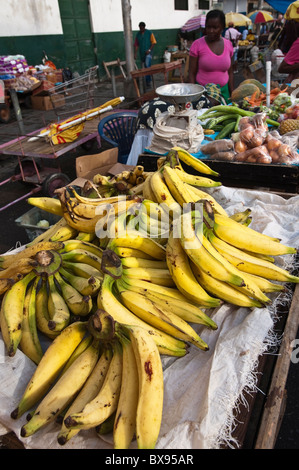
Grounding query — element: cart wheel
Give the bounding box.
[0,104,10,124]
[42,173,71,197]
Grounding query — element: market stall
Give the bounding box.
[0,72,299,450]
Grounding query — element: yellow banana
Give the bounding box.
[191,262,263,308]
[200,231,271,304]
[35,278,59,339]
[69,201,98,219]
[174,166,221,188]
[67,186,125,206]
[20,339,100,438]
[0,278,15,295]
[10,321,87,419]
[186,185,228,216]
[57,346,113,446]
[112,246,156,260]
[49,223,78,242]
[26,217,67,247]
[59,266,102,297]
[120,274,199,303]
[76,231,97,242]
[60,248,102,271]
[163,164,200,206]
[54,271,93,316]
[171,146,219,176]
[142,173,158,202]
[125,324,164,449]
[121,257,168,270]
[123,266,175,287]
[63,341,122,431]
[208,231,299,283]
[243,272,285,293]
[0,257,38,281]
[99,274,187,357]
[61,260,102,283]
[113,332,139,449]
[0,241,64,269]
[119,288,209,350]
[179,210,245,286]
[0,271,36,357]
[213,214,296,256]
[166,231,221,308]
[61,334,93,375]
[27,196,64,216]
[120,282,217,329]
[229,208,252,223]
[47,274,70,332]
[60,239,103,259]
[150,170,181,216]
[19,277,43,364]
[108,230,166,260]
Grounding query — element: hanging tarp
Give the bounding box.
[264,0,290,14]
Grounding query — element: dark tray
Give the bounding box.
[137,153,299,194]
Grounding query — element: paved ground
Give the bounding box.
[0,66,298,449]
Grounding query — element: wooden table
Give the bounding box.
[130,60,184,105]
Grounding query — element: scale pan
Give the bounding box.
[155,83,205,105]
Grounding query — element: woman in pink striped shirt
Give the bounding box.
[188,9,234,103]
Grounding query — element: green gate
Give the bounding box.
[58,0,97,76]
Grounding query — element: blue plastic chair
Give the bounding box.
[98,111,139,164]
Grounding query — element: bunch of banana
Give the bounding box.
[98,248,215,354]
[0,238,105,361]
[92,165,152,197]
[60,310,164,449]
[168,199,299,308]
[145,149,227,219]
[12,308,164,449]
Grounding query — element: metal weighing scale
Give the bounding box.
[155,83,205,128]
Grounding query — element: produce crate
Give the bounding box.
[137,154,299,195]
[15,207,61,241]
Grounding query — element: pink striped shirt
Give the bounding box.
[189,36,233,87]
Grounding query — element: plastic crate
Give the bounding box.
[15,207,61,241]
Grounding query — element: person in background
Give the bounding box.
[134,21,157,87]
[278,23,299,83]
[188,9,234,102]
[242,26,249,40]
[225,22,241,73]
[269,14,284,45]
[278,19,299,54]
[246,25,256,43]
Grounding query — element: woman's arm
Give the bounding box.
[278,59,299,75]
[188,55,198,83]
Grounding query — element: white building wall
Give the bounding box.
[0,0,217,38]
[89,0,209,33]
[0,0,62,37]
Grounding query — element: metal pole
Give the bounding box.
[121,0,135,76]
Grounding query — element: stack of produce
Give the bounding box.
[0,148,298,449]
[199,106,299,164]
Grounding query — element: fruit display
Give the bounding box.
[199,107,299,164]
[0,148,298,449]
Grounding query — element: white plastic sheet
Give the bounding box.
[0,186,299,449]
